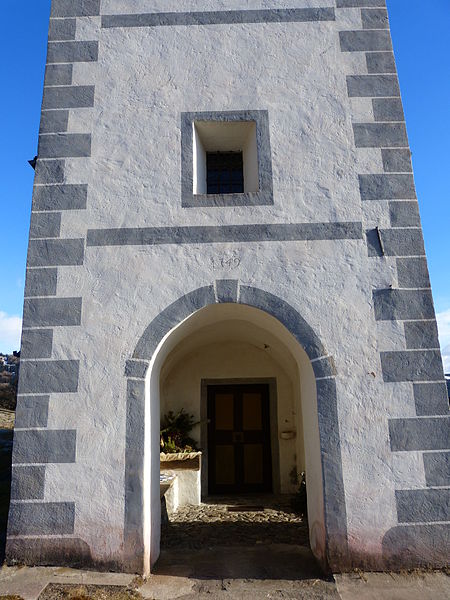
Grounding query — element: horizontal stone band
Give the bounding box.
[87,222,363,247]
[102,8,336,29]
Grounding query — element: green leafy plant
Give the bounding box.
[160,409,198,453]
[291,471,307,515]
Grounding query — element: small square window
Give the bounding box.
[181,111,273,207]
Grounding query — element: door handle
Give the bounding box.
[232,432,244,443]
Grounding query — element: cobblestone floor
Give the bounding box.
[161,494,309,550]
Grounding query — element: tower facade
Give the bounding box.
[8,0,449,574]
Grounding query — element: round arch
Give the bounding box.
[123,280,348,574]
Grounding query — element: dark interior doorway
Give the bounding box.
[207,384,272,494]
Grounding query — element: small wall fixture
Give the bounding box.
[280,430,296,440]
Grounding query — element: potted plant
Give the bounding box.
[160,409,201,471]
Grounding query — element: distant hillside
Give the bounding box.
[0,353,19,411]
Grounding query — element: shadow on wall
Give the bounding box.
[0,429,13,563]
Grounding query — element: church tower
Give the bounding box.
[8,0,448,574]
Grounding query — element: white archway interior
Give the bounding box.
[144,303,326,573]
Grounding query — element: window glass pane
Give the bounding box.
[206,152,244,195]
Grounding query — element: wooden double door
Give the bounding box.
[207,384,272,494]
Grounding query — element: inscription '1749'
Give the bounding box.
[211,252,241,271]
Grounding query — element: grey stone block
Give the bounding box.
[43,86,95,110]
[39,134,91,158]
[29,212,61,239]
[373,289,435,321]
[423,452,450,487]
[102,8,336,29]
[23,297,82,327]
[33,184,88,211]
[396,489,450,523]
[366,52,396,74]
[382,149,412,172]
[45,64,73,86]
[47,41,98,64]
[124,360,148,379]
[353,123,407,147]
[389,416,450,451]
[24,268,58,297]
[359,174,416,200]
[18,361,80,394]
[414,383,449,416]
[382,524,449,569]
[51,0,100,17]
[11,466,46,500]
[389,202,420,228]
[12,429,77,464]
[397,257,430,289]
[21,329,54,359]
[239,286,326,360]
[8,502,75,535]
[28,239,85,267]
[40,110,69,134]
[337,0,386,6]
[347,74,399,97]
[369,228,425,257]
[216,279,239,303]
[35,160,65,184]
[86,222,363,247]
[312,356,337,379]
[5,538,93,571]
[373,98,404,122]
[380,350,444,382]
[361,8,388,29]
[404,321,440,350]
[48,18,76,41]
[181,110,273,208]
[15,396,49,428]
[133,286,216,360]
[366,228,384,257]
[340,30,392,53]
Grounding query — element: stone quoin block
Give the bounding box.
[11,466,46,500]
[347,74,399,97]
[32,184,88,211]
[359,174,416,200]
[373,289,435,321]
[48,18,76,41]
[413,383,449,416]
[337,0,386,6]
[35,160,65,184]
[24,268,58,297]
[40,110,69,134]
[18,361,80,394]
[382,524,449,569]
[396,489,450,523]
[8,502,75,536]
[28,239,85,267]
[361,8,389,29]
[42,86,95,110]
[382,149,412,172]
[423,452,450,487]
[15,396,49,428]
[20,328,54,359]
[23,297,82,327]
[389,202,420,228]
[380,350,444,382]
[47,41,98,63]
[396,257,430,289]
[353,123,407,147]
[404,321,440,350]
[216,279,239,303]
[29,212,62,239]
[51,0,100,17]
[12,429,77,464]
[366,52,396,74]
[44,64,73,86]
[368,228,425,257]
[373,98,405,122]
[38,134,91,158]
[389,417,450,451]
[340,30,392,53]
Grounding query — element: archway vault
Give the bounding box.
[123,280,348,574]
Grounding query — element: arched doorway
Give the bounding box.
[124,282,348,575]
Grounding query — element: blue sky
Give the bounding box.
[0,1,449,370]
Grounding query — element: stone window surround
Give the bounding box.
[181,110,274,208]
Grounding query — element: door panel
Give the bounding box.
[207,383,272,494]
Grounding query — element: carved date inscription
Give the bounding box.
[211,251,241,271]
